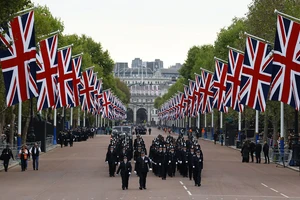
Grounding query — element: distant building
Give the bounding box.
[170,63,182,70]
[131,58,143,68]
[114,62,129,77]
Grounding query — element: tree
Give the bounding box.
[0,0,30,26]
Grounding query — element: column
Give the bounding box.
[133,106,137,124]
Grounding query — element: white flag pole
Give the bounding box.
[53,108,57,145]
[255,110,259,143]
[204,113,207,138]
[280,102,284,153]
[17,102,22,149]
[238,112,242,141]
[77,107,80,127]
[211,111,214,140]
[83,110,86,127]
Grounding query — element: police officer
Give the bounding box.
[105,146,118,177]
[135,151,151,190]
[167,147,177,177]
[116,155,132,190]
[193,149,203,186]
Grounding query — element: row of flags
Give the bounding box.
[158,12,300,120]
[130,85,159,96]
[0,9,126,120]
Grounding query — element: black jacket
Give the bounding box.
[117,161,132,176]
[263,143,269,153]
[135,156,151,174]
[105,150,117,164]
[1,148,14,160]
[193,153,203,170]
[255,143,262,154]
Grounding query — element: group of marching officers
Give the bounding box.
[105,132,203,190]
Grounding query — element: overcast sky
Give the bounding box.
[32,0,252,68]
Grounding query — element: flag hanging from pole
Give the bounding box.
[213,59,228,113]
[55,46,74,108]
[36,34,58,110]
[79,68,95,111]
[0,10,38,106]
[70,55,82,107]
[239,36,273,112]
[269,14,300,110]
[199,70,214,114]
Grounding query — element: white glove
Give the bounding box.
[128,172,131,175]
[116,173,119,176]
[149,168,152,171]
[115,162,117,164]
[159,163,161,166]
[186,161,188,163]
[200,159,202,162]
[118,162,120,165]
[169,160,171,163]
[193,166,195,168]
[105,161,108,163]
[134,161,136,163]
[176,162,178,164]
[134,171,137,174]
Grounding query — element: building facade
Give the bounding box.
[114,60,180,125]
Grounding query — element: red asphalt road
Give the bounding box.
[1,128,300,200]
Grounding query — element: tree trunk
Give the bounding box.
[9,105,15,146]
[21,115,30,144]
[263,112,268,142]
[0,109,5,136]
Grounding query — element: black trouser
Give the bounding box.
[194,169,202,185]
[139,172,147,188]
[182,163,188,177]
[256,152,261,163]
[108,162,116,176]
[121,174,129,188]
[264,152,270,163]
[188,165,193,180]
[250,151,254,162]
[161,164,167,179]
[21,159,27,171]
[168,163,176,176]
[3,159,9,171]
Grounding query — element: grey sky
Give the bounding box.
[33,0,252,68]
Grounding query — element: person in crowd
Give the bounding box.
[188,147,195,180]
[105,146,118,177]
[249,141,256,162]
[214,133,218,144]
[148,127,152,135]
[241,141,250,163]
[255,140,262,163]
[19,145,29,171]
[59,131,64,148]
[116,155,132,190]
[29,143,41,170]
[263,140,270,164]
[193,149,203,187]
[167,147,177,177]
[135,151,151,190]
[1,145,14,172]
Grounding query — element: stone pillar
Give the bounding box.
[147,106,151,124]
[133,106,137,124]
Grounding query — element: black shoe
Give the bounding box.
[33,168,35,170]
[122,187,125,190]
[143,187,146,189]
[126,187,128,190]
[36,169,38,170]
[195,184,197,186]
[139,187,142,190]
[198,184,201,187]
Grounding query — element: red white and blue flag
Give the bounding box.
[213,59,228,113]
[36,35,58,111]
[239,36,273,112]
[55,46,74,108]
[194,73,203,114]
[94,78,103,114]
[199,70,214,114]
[102,89,112,119]
[0,10,38,106]
[188,80,197,117]
[225,49,244,112]
[269,14,300,110]
[79,68,95,111]
[70,55,82,107]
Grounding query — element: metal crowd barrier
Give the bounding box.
[271,148,292,167]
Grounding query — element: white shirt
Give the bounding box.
[29,147,41,154]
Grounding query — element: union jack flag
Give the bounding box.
[225,49,244,112]
[194,73,203,113]
[213,59,228,113]
[239,36,273,112]
[177,92,186,119]
[0,11,38,106]
[188,80,197,117]
[55,47,74,108]
[80,68,95,111]
[102,89,112,119]
[183,85,190,116]
[70,55,82,107]
[269,14,300,110]
[36,35,58,111]
[94,79,103,114]
[199,70,214,114]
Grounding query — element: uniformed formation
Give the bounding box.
[105,133,204,190]
[58,127,96,148]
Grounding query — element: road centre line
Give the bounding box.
[179,181,192,196]
[179,181,183,185]
[261,183,289,198]
[261,183,268,187]
[183,186,187,190]
[280,193,289,198]
[270,188,279,193]
[187,191,192,196]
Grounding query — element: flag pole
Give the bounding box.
[53,108,57,145]
[38,30,60,39]
[17,102,22,149]
[57,44,73,51]
[77,106,80,127]
[204,113,207,138]
[83,110,86,127]
[238,112,242,142]
[211,111,214,140]
[70,107,73,129]
[14,7,35,16]
[220,112,223,145]
[200,67,214,74]
[244,32,273,45]
[72,52,84,58]
[227,45,244,54]
[280,102,284,154]
[214,57,228,64]
[255,110,259,144]
[275,9,300,22]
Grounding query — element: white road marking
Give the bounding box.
[179,181,183,185]
[187,191,192,196]
[280,193,289,198]
[179,181,192,196]
[270,188,279,193]
[183,186,187,190]
[261,183,268,188]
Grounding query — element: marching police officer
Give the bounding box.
[135,151,151,190]
[193,149,203,186]
[105,146,118,177]
[116,155,132,190]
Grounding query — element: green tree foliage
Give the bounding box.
[179,46,201,81]
[0,0,30,26]
[191,45,215,75]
